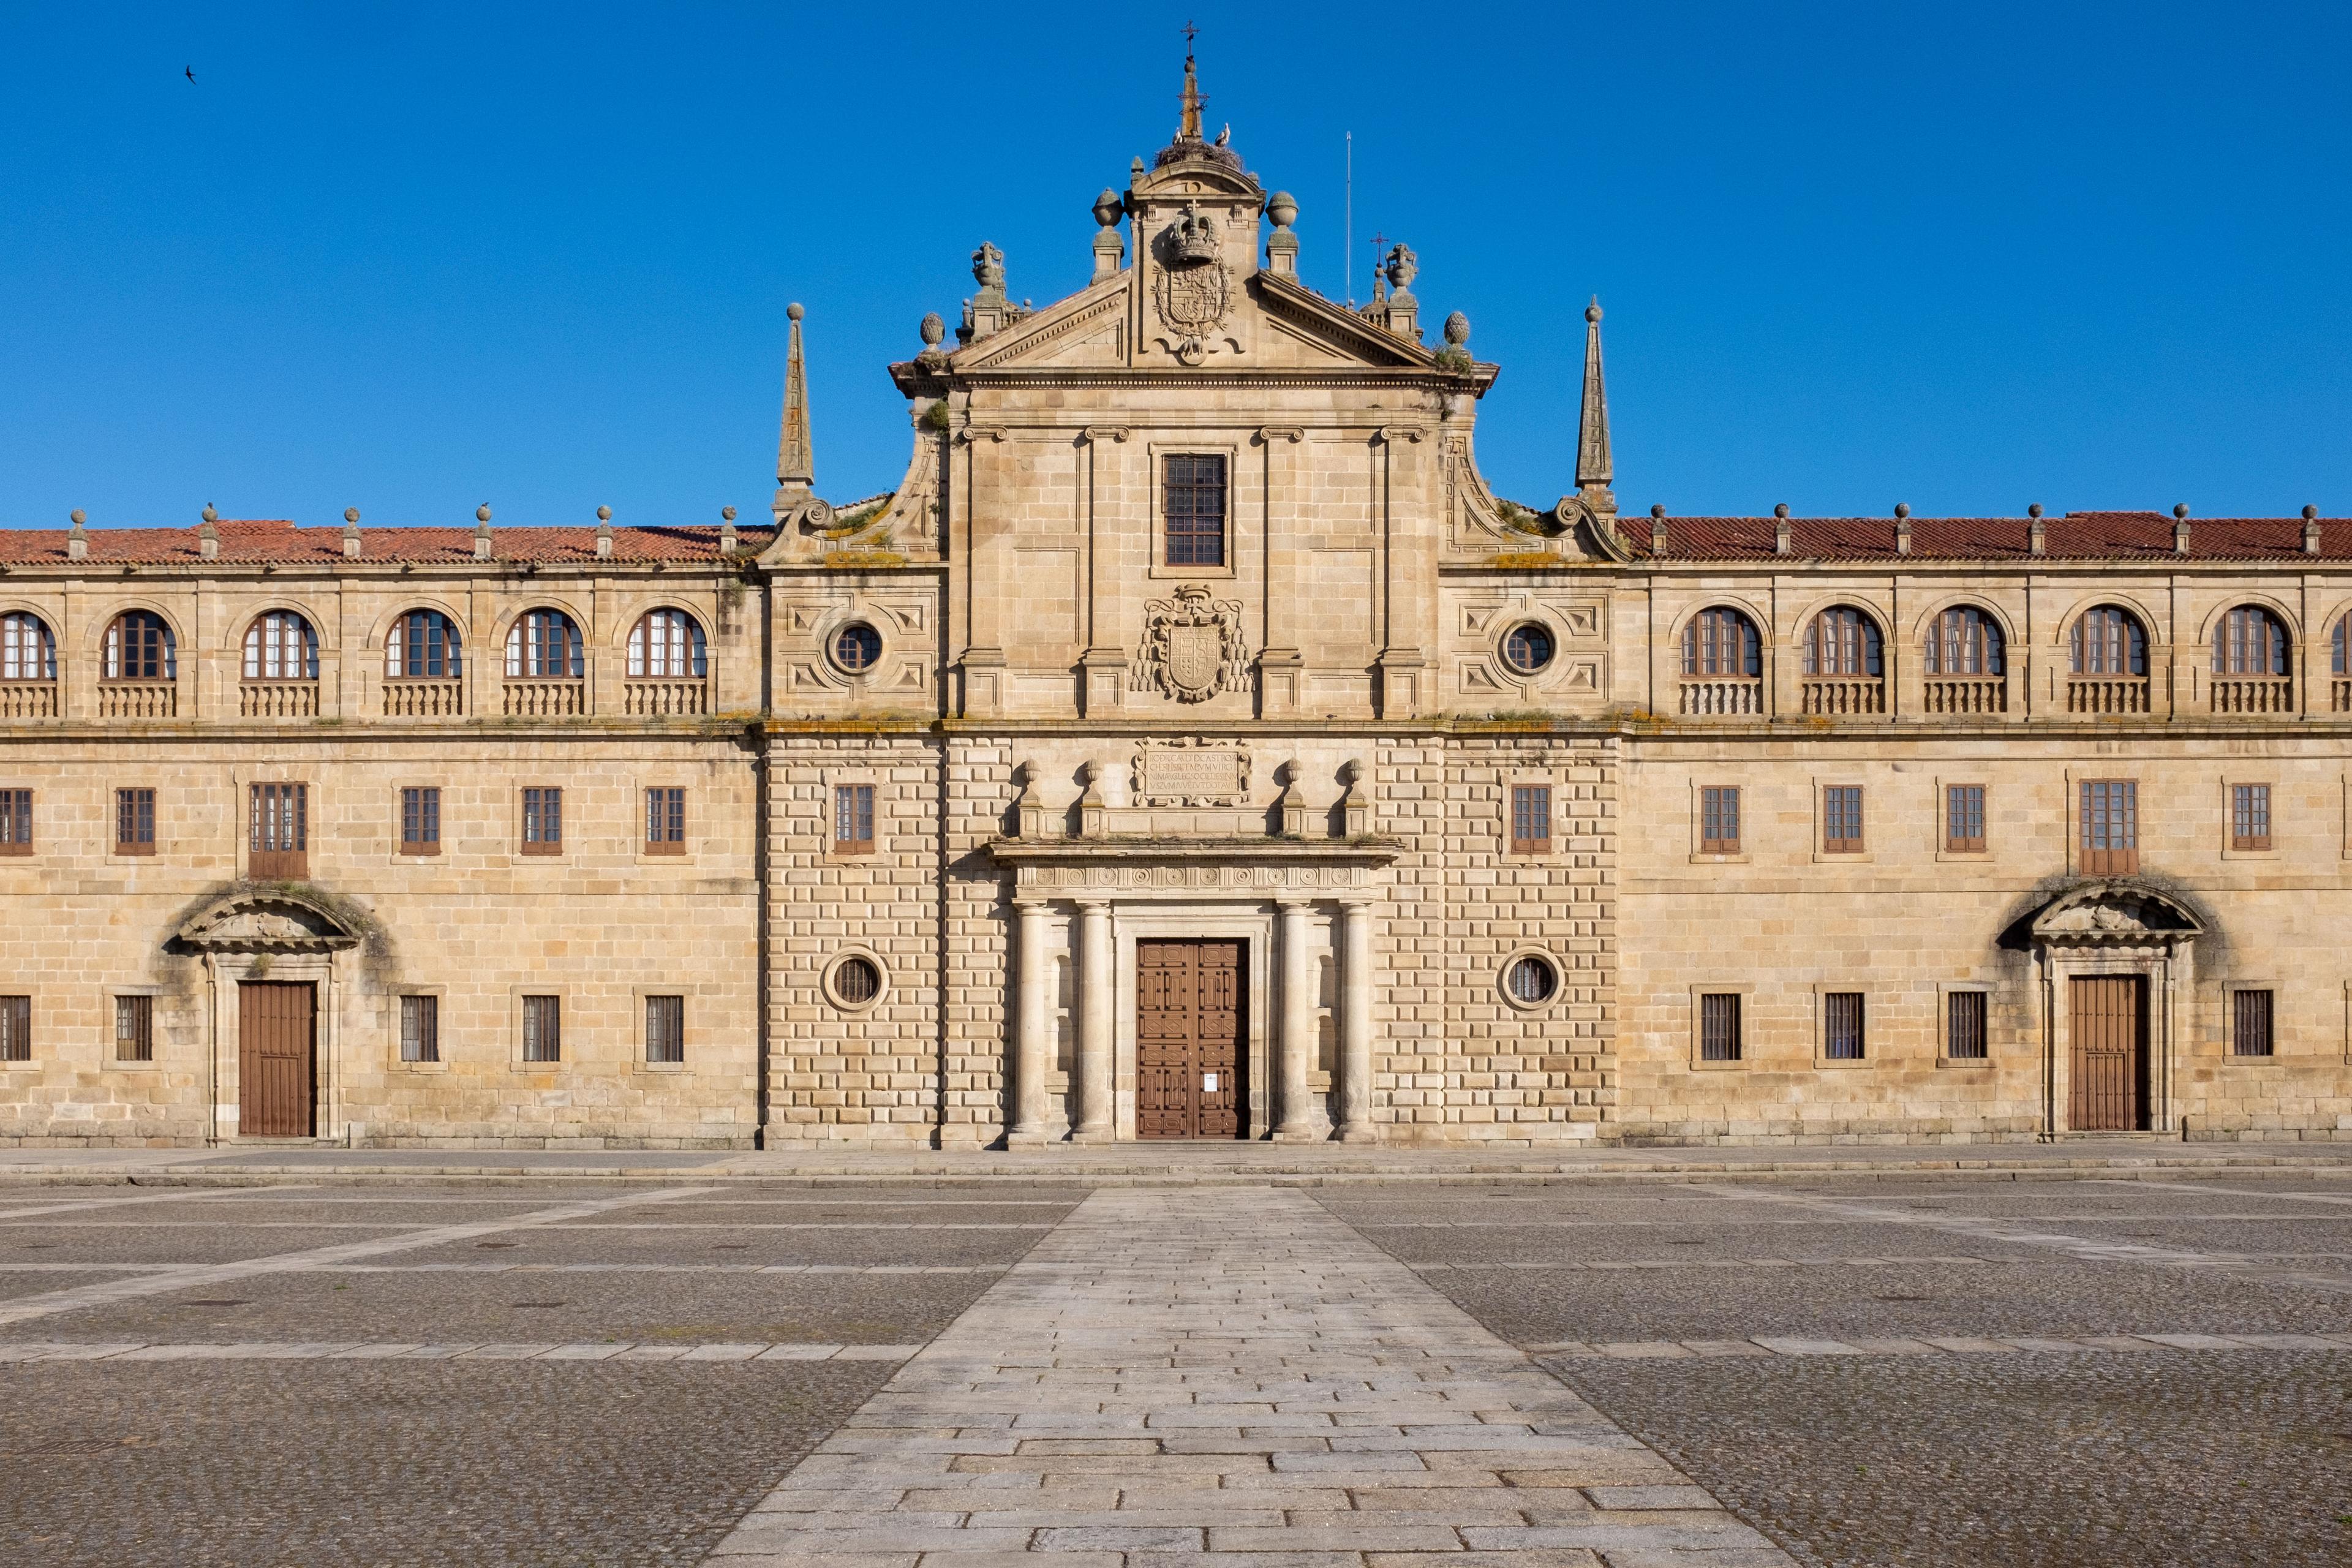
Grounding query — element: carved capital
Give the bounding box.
[1081,425,1131,445]
[954,425,1007,446]
[1256,426,1305,445]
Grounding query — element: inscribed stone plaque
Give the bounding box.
[1133,744,1249,805]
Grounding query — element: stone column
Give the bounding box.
[1007,899,1052,1147]
[1336,898,1377,1141]
[1273,898,1320,1141]
[1073,899,1115,1142]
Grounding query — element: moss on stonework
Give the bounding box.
[823,549,907,568]
[1487,551,1566,570]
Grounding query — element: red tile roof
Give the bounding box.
[0,519,772,566]
[1617,511,2349,563]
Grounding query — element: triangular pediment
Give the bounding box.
[954,276,1132,371]
[176,889,363,953]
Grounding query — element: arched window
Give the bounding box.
[627,609,706,677]
[1681,607,1761,677]
[2214,605,2289,676]
[505,608,584,678]
[243,611,318,680]
[386,609,462,679]
[1923,605,2005,676]
[2334,612,2352,676]
[104,611,175,680]
[2071,606,2147,676]
[1802,606,1883,677]
[0,612,56,682]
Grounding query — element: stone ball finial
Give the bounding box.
[2304,505,2319,521]
[722,505,737,522]
[1894,503,1910,519]
[1266,190,1298,230]
[1092,187,1123,228]
[476,505,492,524]
[2029,503,2044,518]
[1650,503,1666,519]
[2174,503,2190,519]
[344,508,360,524]
[1442,311,1471,347]
[596,505,612,522]
[202,503,218,524]
[786,301,804,322]
[919,311,945,347]
[1774,503,1789,519]
[1586,297,1602,324]
[70,509,85,526]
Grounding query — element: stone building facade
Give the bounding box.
[4,60,2347,1147]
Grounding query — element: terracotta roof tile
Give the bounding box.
[0,521,774,567]
[1616,511,2350,563]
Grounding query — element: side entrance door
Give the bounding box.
[239,981,317,1138]
[1136,940,1246,1139]
[2068,974,2147,1131]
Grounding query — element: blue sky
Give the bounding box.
[4,1,2346,528]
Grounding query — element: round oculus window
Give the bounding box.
[832,622,883,674]
[833,956,881,1007]
[1504,622,1555,674]
[1506,955,1559,1006]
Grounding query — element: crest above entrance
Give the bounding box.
[2029,881,2204,946]
[175,889,363,954]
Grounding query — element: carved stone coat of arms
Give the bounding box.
[1152,203,1231,364]
[1133,584,1248,703]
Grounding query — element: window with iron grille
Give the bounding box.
[1823,786,1864,853]
[1823,992,1866,1060]
[1947,990,1989,1060]
[521,787,562,855]
[1510,785,1551,854]
[0,789,32,855]
[2231,783,2271,851]
[115,788,156,856]
[1700,993,1742,1062]
[1163,454,1227,567]
[1700,786,1741,854]
[115,994,153,1063]
[400,994,439,1063]
[522,995,560,1063]
[249,783,307,878]
[832,784,875,854]
[2231,990,2274,1057]
[646,995,684,1064]
[644,787,687,854]
[1946,785,1986,853]
[0,996,27,1062]
[400,787,440,856]
[2080,779,2138,875]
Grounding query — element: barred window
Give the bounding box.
[2231,989,2274,1057]
[0,789,32,853]
[1510,785,1551,854]
[1823,786,1864,853]
[1163,454,1227,567]
[104,612,175,680]
[646,995,684,1065]
[116,788,156,855]
[1700,993,1743,1062]
[249,783,307,878]
[1946,785,1986,853]
[628,609,707,678]
[521,787,562,854]
[115,994,153,1063]
[832,784,875,855]
[386,609,462,678]
[644,787,687,854]
[1824,992,1866,1060]
[2231,783,2271,851]
[2081,779,2138,875]
[505,609,584,677]
[1947,990,1989,1060]
[243,611,319,680]
[401,994,439,1063]
[522,995,560,1063]
[1,612,56,682]
[0,995,28,1062]
[1700,786,1741,854]
[1507,956,1559,1005]
[401,787,441,855]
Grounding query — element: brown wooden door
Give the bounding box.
[239,981,316,1137]
[1135,940,1246,1139]
[2068,975,2146,1131]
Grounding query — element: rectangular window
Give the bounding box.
[2080,779,2139,875]
[521,787,563,856]
[522,995,560,1063]
[1824,991,1866,1060]
[400,787,441,856]
[1823,786,1865,854]
[645,994,684,1064]
[832,784,875,855]
[249,783,307,878]
[0,788,32,855]
[115,788,156,856]
[1163,453,1227,567]
[400,994,439,1063]
[1510,785,1552,854]
[1700,993,1743,1062]
[644,787,687,855]
[115,994,153,1063]
[1700,786,1741,854]
[1946,785,1986,853]
[0,995,27,1061]
[2231,783,2271,851]
[1947,990,1989,1060]
[2231,989,2274,1057]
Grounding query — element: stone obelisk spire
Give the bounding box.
[1576,297,1615,515]
[772,301,813,522]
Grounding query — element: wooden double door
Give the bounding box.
[239,981,317,1138]
[1136,940,1246,1139]
[2068,975,2148,1131]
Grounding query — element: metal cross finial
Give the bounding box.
[1183,19,1199,47]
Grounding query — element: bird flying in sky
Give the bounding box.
[185,66,195,85]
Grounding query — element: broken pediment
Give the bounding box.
[176,890,362,954]
[2030,882,2204,944]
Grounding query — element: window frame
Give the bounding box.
[1498,949,1564,1013]
[1942,781,1988,856]
[102,610,177,682]
[822,949,888,1013]
[110,989,157,1065]
[2212,605,2290,677]
[1940,984,1994,1067]
[1508,783,1553,856]
[1681,606,1762,678]
[1159,450,1231,571]
[1146,443,1239,578]
[643,786,687,857]
[2227,780,2273,856]
[241,609,321,682]
[0,611,58,682]
[398,785,443,858]
[830,782,876,856]
[516,990,564,1068]
[397,990,443,1068]
[114,786,157,857]
[1921,604,2007,676]
[2077,777,2140,876]
[519,785,564,858]
[504,607,586,679]
[1817,987,1869,1067]
[1696,783,1744,859]
[2226,986,2275,1060]
[627,608,708,679]
[0,788,32,856]
[1819,783,1866,857]
[1801,605,1885,677]
[1691,986,1750,1068]
[2070,605,2149,676]
[0,993,30,1063]
[639,990,686,1069]
[247,781,309,880]
[385,608,463,680]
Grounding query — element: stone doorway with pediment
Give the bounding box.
[173,889,363,1145]
[2028,881,2203,1136]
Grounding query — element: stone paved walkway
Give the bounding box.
[706,1186,1795,1565]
